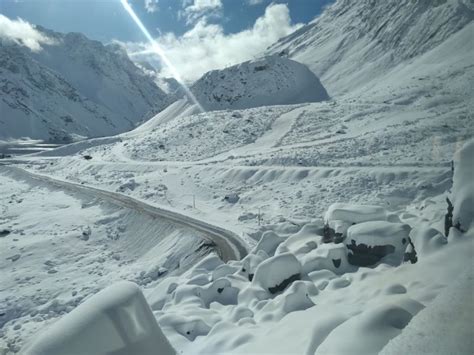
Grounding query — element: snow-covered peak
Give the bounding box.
[0,26,168,141]
[190,55,329,111]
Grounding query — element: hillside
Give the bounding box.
[1,0,473,354]
[268,0,474,96]
[190,55,329,111]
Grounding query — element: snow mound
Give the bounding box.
[257,280,317,322]
[251,253,301,295]
[452,139,474,231]
[190,55,329,111]
[380,268,474,355]
[251,230,286,257]
[275,223,321,257]
[24,281,175,355]
[316,298,424,355]
[411,227,447,256]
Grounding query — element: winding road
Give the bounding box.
[1,165,247,262]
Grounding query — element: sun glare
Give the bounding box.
[120,0,204,112]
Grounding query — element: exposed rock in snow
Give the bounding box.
[301,243,350,275]
[345,221,411,266]
[251,253,301,295]
[240,251,268,281]
[190,55,329,111]
[23,281,175,355]
[324,203,388,236]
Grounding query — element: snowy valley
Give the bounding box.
[0,0,473,354]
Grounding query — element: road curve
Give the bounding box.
[2,166,248,262]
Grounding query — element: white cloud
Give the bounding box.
[144,0,159,13]
[0,14,54,51]
[128,3,302,82]
[181,0,223,25]
[247,0,265,5]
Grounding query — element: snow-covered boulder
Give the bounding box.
[300,243,350,275]
[147,276,181,311]
[251,230,286,257]
[252,253,301,294]
[158,314,212,341]
[275,225,322,257]
[411,227,447,256]
[257,281,317,322]
[197,278,240,308]
[24,281,175,355]
[345,221,411,267]
[452,139,474,232]
[324,203,388,236]
[190,55,329,111]
[189,255,223,278]
[240,251,269,281]
[212,263,240,281]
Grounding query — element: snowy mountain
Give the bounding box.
[0,27,168,142]
[190,55,329,111]
[1,0,474,354]
[267,0,474,96]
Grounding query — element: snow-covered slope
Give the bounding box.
[190,55,329,111]
[2,0,474,354]
[0,27,168,141]
[268,0,474,96]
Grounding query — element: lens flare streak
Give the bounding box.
[120,0,204,112]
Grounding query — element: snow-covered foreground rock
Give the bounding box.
[24,281,175,355]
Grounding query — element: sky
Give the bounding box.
[0,0,334,81]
